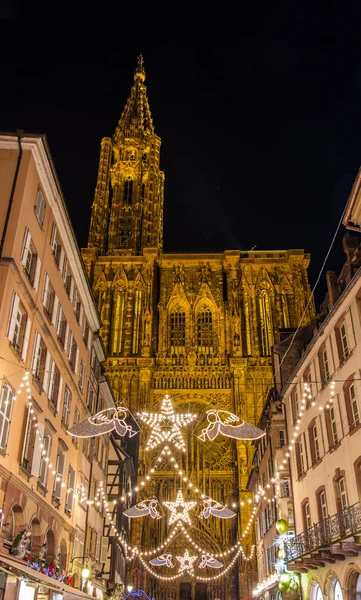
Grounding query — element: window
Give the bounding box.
[86,383,96,413]
[22,410,44,475]
[53,450,66,500]
[197,307,213,350]
[340,323,349,358]
[303,501,312,529]
[90,348,100,379]
[6,293,31,360]
[78,361,85,392]
[65,466,76,514]
[339,476,348,511]
[82,316,90,348]
[317,489,328,520]
[344,379,361,431]
[54,303,67,348]
[319,345,331,385]
[31,332,48,386]
[123,177,133,205]
[282,478,291,498]
[50,224,62,267]
[296,438,306,477]
[279,430,285,448]
[46,359,62,409]
[42,274,55,320]
[38,433,52,487]
[0,382,15,449]
[170,312,186,347]
[79,474,89,508]
[62,387,71,428]
[34,188,46,227]
[67,331,78,370]
[330,405,338,444]
[20,228,41,290]
[309,421,321,464]
[325,403,339,447]
[350,382,360,427]
[62,255,72,295]
[72,286,81,322]
[74,527,84,559]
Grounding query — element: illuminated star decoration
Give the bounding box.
[164,490,196,526]
[197,409,266,442]
[176,549,197,574]
[137,395,197,452]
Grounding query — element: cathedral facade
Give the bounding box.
[82,57,314,600]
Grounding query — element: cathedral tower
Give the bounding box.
[88,55,164,256]
[82,57,315,600]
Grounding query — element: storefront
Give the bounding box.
[0,555,96,600]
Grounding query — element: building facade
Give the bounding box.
[82,57,315,600]
[278,235,361,599]
[0,134,116,600]
[248,388,295,600]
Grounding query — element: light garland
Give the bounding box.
[137,395,197,452]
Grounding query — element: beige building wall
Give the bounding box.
[0,135,113,599]
[283,267,361,599]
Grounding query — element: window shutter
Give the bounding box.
[0,384,14,449]
[43,352,51,395]
[42,274,49,306]
[345,309,356,351]
[21,316,31,362]
[20,229,31,266]
[96,534,101,561]
[52,296,59,326]
[58,248,65,272]
[74,347,79,373]
[33,257,41,291]
[56,376,63,411]
[66,468,76,512]
[31,421,45,476]
[6,293,20,341]
[100,536,108,563]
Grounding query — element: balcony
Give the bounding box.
[285,502,361,572]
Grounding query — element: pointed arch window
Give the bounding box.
[111,288,126,356]
[170,311,186,348]
[197,307,213,351]
[132,288,142,354]
[258,288,274,356]
[123,178,133,206]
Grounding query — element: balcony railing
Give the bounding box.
[284,501,361,562]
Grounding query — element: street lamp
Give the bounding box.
[127,585,133,592]
[81,565,90,579]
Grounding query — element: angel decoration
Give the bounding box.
[123,498,161,520]
[199,554,223,569]
[68,406,138,439]
[199,499,236,519]
[197,409,265,442]
[149,553,174,567]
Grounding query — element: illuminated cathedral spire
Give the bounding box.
[114,54,155,143]
[87,55,164,255]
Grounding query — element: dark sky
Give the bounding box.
[2,1,361,307]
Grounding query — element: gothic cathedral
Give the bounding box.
[82,57,314,600]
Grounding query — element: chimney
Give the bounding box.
[326,271,340,308]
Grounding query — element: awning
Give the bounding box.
[0,554,95,600]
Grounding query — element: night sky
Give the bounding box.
[2,1,361,307]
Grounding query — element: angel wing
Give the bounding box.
[123,501,152,518]
[219,420,265,440]
[149,554,173,567]
[210,505,236,519]
[205,557,223,569]
[68,408,117,437]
